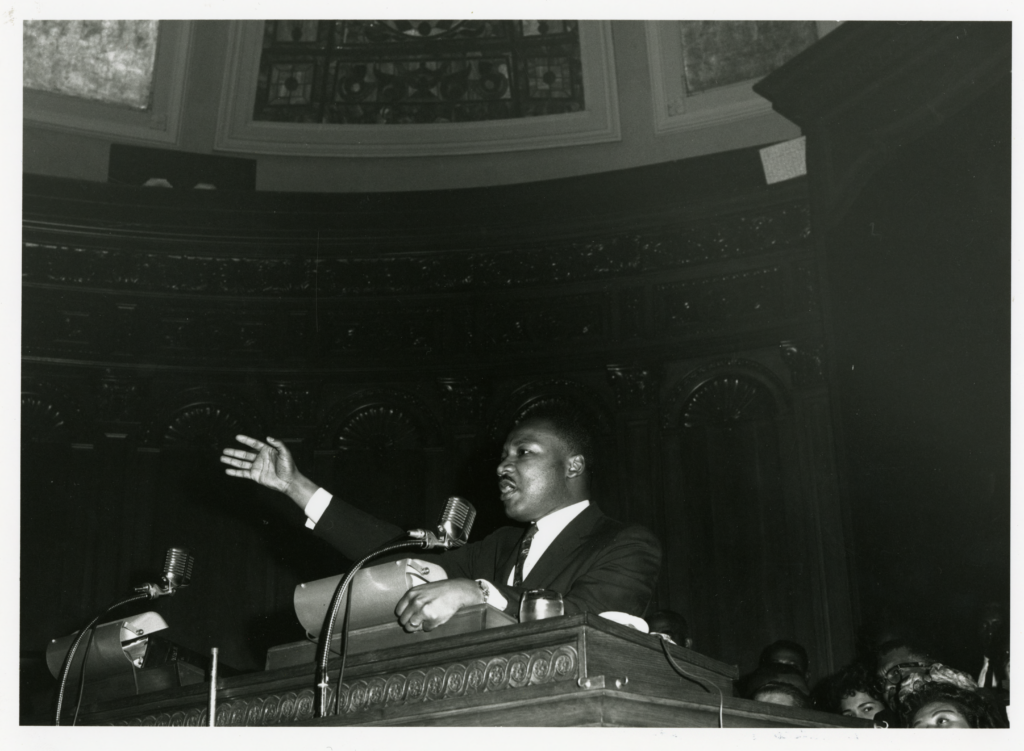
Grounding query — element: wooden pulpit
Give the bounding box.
[75,611,870,728]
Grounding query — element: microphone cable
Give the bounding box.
[54,591,151,726]
[314,539,432,719]
[69,628,95,726]
[657,635,725,728]
[330,584,353,716]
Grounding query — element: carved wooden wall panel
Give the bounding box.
[20,166,854,694]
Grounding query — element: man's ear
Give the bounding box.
[566,454,585,478]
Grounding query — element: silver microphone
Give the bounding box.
[409,497,476,549]
[136,547,195,599]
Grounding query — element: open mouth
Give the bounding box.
[498,477,516,496]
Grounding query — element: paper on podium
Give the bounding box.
[294,558,447,637]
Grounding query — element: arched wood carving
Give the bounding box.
[487,378,612,442]
[21,393,72,444]
[335,405,421,451]
[315,389,440,451]
[148,387,264,451]
[662,358,792,431]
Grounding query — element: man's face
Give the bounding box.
[497,418,579,523]
[877,646,932,701]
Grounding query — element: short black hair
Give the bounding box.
[742,662,809,698]
[811,661,886,714]
[871,638,933,673]
[759,639,809,673]
[899,682,1007,728]
[516,404,596,473]
[752,682,812,709]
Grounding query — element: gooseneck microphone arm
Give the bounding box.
[313,539,432,719]
[54,591,151,726]
[313,497,475,719]
[53,547,195,726]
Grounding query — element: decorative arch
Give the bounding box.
[313,388,442,451]
[661,357,792,431]
[145,387,265,451]
[311,388,442,530]
[486,377,612,443]
[21,379,85,444]
[659,357,802,672]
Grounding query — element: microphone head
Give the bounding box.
[163,547,194,590]
[438,496,476,548]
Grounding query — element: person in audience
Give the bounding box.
[646,610,693,649]
[901,681,1007,729]
[743,662,810,699]
[760,639,810,678]
[989,620,1010,692]
[976,601,1008,689]
[873,639,937,705]
[874,637,982,725]
[811,661,886,720]
[751,681,812,709]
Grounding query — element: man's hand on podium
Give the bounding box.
[395,579,485,632]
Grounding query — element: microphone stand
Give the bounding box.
[54,591,152,726]
[314,538,436,719]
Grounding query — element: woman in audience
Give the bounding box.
[811,661,886,721]
[901,681,1007,728]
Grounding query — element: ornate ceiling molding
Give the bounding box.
[214,21,620,157]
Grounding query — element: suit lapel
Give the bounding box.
[522,504,604,588]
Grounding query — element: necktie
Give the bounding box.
[513,524,539,586]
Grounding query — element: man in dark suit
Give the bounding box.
[221,409,661,632]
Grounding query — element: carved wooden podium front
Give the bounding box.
[78,613,868,728]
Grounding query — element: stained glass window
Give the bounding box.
[679,21,818,94]
[253,20,584,125]
[23,20,159,109]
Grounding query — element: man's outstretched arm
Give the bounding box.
[220,434,402,558]
[221,434,480,631]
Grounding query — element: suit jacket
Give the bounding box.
[313,499,661,619]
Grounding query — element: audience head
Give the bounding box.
[744,662,810,698]
[760,639,809,677]
[646,610,693,649]
[990,620,1010,689]
[976,601,1007,655]
[812,661,886,720]
[873,639,934,703]
[901,682,1006,729]
[752,682,812,709]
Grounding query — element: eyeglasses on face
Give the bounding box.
[882,662,929,685]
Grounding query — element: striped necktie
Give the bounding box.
[513,524,539,586]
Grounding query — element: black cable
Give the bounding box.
[55,591,150,726]
[657,635,725,728]
[314,539,427,718]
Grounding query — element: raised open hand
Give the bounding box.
[221,435,297,494]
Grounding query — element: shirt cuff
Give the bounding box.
[475,579,509,612]
[303,487,333,529]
